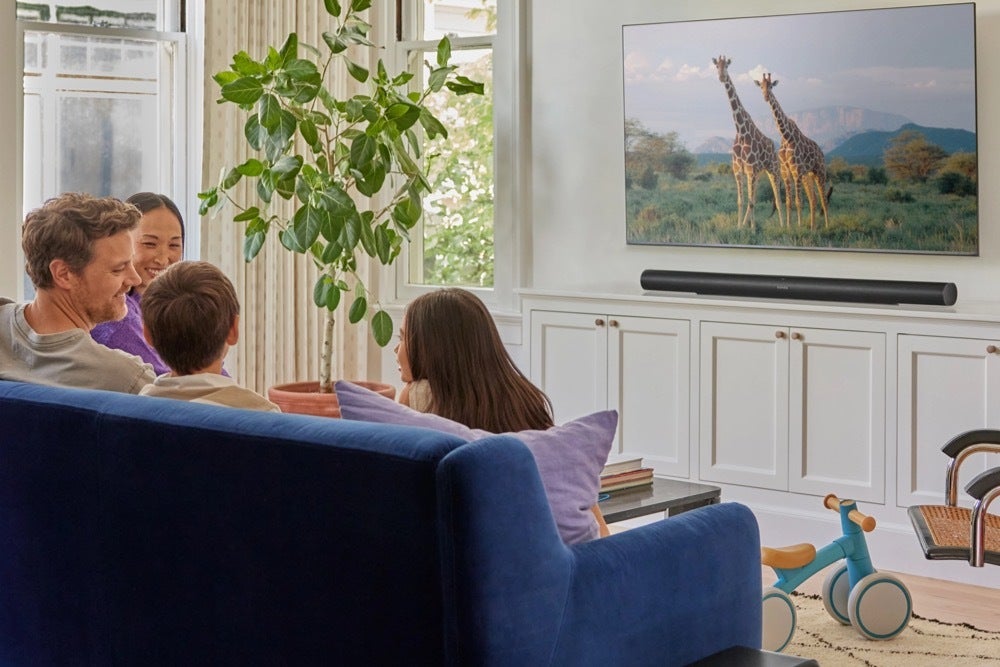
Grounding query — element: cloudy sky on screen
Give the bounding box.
[622,3,976,149]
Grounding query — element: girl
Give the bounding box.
[91,192,184,374]
[396,288,609,535]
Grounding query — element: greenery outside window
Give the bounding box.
[387,0,520,310]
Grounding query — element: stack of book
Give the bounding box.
[600,456,654,492]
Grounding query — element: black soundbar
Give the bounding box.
[640,270,957,306]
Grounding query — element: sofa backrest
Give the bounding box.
[0,380,468,665]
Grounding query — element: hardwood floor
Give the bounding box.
[762,564,1000,631]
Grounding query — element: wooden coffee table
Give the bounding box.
[598,477,721,523]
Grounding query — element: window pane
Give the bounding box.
[413,48,494,287]
[23,31,166,202]
[420,0,496,40]
[16,1,158,29]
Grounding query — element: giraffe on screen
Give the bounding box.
[757,72,831,229]
[713,55,784,229]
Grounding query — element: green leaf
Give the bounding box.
[385,102,421,131]
[446,76,485,96]
[391,192,423,230]
[323,0,341,17]
[258,93,281,131]
[339,210,361,250]
[213,70,240,87]
[353,162,386,197]
[222,168,242,190]
[197,187,218,215]
[351,0,373,14]
[236,158,265,177]
[312,275,341,310]
[358,210,377,256]
[371,310,392,347]
[346,60,369,83]
[374,225,391,264]
[292,203,326,249]
[313,274,340,310]
[300,118,318,146]
[263,109,297,163]
[348,296,367,324]
[271,155,303,179]
[244,114,264,150]
[418,109,449,141]
[279,227,307,253]
[278,33,298,67]
[233,206,260,222]
[244,230,266,262]
[320,239,345,264]
[232,51,267,77]
[257,176,274,204]
[436,36,452,68]
[221,77,264,105]
[323,31,349,55]
[391,71,415,87]
[349,134,377,170]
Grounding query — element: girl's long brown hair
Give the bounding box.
[404,288,554,432]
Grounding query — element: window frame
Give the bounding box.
[10,0,204,299]
[378,0,526,316]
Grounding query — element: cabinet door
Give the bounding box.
[607,316,690,477]
[530,310,607,424]
[700,322,789,489]
[897,335,1000,507]
[788,328,886,503]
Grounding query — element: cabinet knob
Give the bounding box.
[988,345,998,354]
[791,332,803,341]
[595,318,605,327]
[775,331,786,339]
[610,319,620,327]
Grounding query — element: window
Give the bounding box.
[17,1,194,298]
[388,0,521,310]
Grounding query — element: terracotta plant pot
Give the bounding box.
[267,380,396,418]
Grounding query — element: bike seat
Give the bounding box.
[761,543,816,569]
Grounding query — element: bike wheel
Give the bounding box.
[847,572,912,641]
[762,587,797,652]
[821,563,850,625]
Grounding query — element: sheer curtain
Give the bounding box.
[202,1,378,394]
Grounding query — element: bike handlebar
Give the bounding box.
[823,493,876,532]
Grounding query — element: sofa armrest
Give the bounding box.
[437,436,761,667]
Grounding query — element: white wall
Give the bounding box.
[528,0,1000,302]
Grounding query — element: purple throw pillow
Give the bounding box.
[335,380,616,544]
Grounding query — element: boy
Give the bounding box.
[139,260,279,412]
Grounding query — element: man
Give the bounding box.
[0,192,156,393]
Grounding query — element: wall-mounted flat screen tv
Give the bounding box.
[622,3,977,255]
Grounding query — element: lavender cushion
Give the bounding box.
[335,380,616,544]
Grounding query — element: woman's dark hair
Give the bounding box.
[404,288,554,432]
[126,192,185,241]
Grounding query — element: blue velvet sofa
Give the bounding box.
[0,380,762,666]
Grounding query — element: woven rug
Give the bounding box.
[786,593,1000,666]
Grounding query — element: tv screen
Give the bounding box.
[622,3,978,255]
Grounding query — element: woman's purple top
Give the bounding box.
[91,290,170,375]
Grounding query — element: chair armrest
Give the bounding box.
[940,430,1000,505]
[966,467,1000,501]
[941,429,1000,458]
[437,436,761,667]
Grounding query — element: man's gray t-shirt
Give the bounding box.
[0,298,155,394]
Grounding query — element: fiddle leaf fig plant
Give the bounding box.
[198,0,483,393]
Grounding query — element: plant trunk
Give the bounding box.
[319,307,335,393]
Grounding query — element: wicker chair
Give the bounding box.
[908,430,1000,567]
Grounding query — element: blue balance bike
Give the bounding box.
[761,494,912,652]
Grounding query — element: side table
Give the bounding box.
[599,477,721,523]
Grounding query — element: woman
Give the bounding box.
[396,288,610,535]
[91,192,184,374]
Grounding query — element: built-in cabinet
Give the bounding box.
[897,334,1000,506]
[522,289,1000,586]
[699,322,885,503]
[530,311,690,476]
